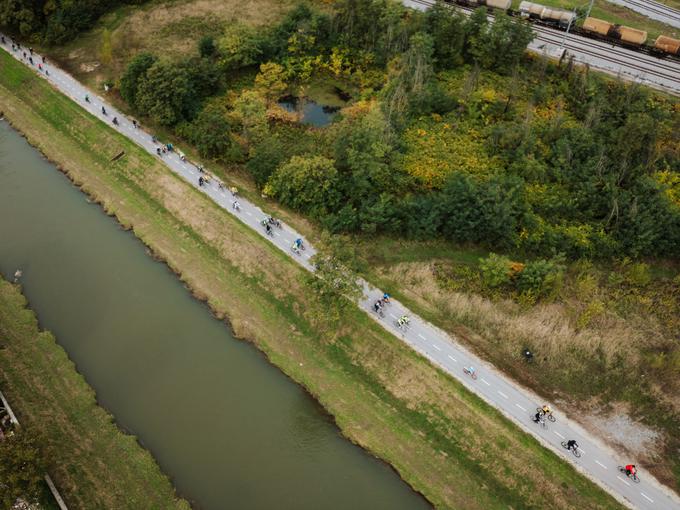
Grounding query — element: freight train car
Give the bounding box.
[454,0,512,10]
[655,35,680,56]
[581,16,648,46]
[518,1,576,28]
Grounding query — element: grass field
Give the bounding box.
[0,277,189,510]
[0,49,626,509]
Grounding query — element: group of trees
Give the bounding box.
[113,0,679,260]
[0,0,142,44]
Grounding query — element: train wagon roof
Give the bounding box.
[542,7,576,23]
[486,0,511,10]
[655,35,680,53]
[618,26,648,45]
[582,17,612,35]
[518,1,545,15]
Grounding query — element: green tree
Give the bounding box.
[199,35,216,58]
[0,429,47,508]
[135,60,195,126]
[264,155,340,217]
[246,136,285,189]
[254,62,288,104]
[119,52,157,109]
[466,12,533,73]
[178,101,239,160]
[382,31,435,122]
[233,89,268,142]
[218,23,263,70]
[426,0,465,69]
[307,232,363,321]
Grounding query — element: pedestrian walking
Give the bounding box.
[41,55,45,63]
[29,47,33,55]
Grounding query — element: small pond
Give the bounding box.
[278,96,341,127]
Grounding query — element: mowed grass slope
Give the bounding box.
[0,277,190,510]
[0,50,623,509]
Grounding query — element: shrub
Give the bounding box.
[479,253,513,288]
[517,257,565,298]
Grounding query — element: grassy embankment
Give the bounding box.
[510,0,680,40]
[0,277,190,509]
[0,49,624,509]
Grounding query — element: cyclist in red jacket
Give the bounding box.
[625,464,636,477]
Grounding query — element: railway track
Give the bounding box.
[404,0,680,93]
[605,0,680,29]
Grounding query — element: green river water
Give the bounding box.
[0,121,430,510]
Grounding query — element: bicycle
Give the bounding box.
[617,466,640,483]
[561,441,581,458]
[536,407,556,423]
[462,367,478,380]
[533,415,546,429]
[396,319,410,332]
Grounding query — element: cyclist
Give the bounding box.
[624,464,636,478]
[540,404,552,417]
[397,315,410,328]
[464,366,476,377]
[566,439,579,452]
[533,411,544,424]
[85,94,90,103]
[294,238,303,250]
[373,300,383,314]
[383,292,391,303]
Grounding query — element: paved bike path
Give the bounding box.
[2,38,679,510]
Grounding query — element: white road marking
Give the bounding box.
[390,314,398,320]
[553,431,564,439]
[617,476,631,487]
[432,344,441,351]
[640,492,653,503]
[515,403,527,412]
[595,460,607,469]
[480,378,490,386]
[447,355,457,363]
[245,212,252,216]
[498,390,508,399]
[418,333,426,340]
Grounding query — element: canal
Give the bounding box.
[0,121,429,510]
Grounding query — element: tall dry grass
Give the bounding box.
[379,261,678,405]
